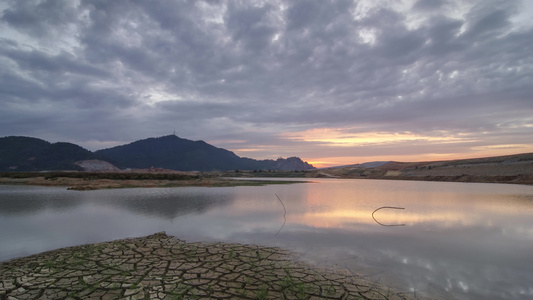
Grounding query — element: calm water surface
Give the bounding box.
[1,178,533,299]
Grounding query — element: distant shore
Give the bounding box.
[2,152,533,191]
[0,232,417,299]
[0,172,305,190]
[226,152,533,185]
[312,152,533,185]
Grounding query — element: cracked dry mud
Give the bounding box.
[0,232,414,300]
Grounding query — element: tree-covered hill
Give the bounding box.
[95,135,315,171]
[0,135,315,172]
[95,135,248,171]
[0,136,96,171]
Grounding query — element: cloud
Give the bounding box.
[0,0,532,166]
[1,0,80,39]
[413,0,447,11]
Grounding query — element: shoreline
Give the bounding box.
[0,176,305,191]
[0,232,417,299]
[2,169,532,190]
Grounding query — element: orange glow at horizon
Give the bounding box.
[279,127,533,168]
[280,128,471,147]
[297,149,526,168]
[306,146,533,168]
[305,154,468,169]
[219,127,533,168]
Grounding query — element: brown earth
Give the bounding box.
[309,152,533,185]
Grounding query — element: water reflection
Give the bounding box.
[0,186,238,219]
[1,180,533,300]
[84,188,237,219]
[0,186,82,215]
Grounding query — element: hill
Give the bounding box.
[0,136,96,171]
[95,135,315,171]
[0,135,315,172]
[311,153,533,184]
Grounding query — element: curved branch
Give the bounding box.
[372,206,406,227]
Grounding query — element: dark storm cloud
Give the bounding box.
[1,0,532,162]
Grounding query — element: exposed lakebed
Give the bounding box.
[1,178,533,299]
[0,232,413,299]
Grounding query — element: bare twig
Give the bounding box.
[275,193,287,236]
[372,206,406,227]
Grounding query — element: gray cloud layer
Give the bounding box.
[1,0,532,164]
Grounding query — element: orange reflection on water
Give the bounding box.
[281,179,533,230]
[290,209,477,228]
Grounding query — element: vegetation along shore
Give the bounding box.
[0,172,305,191]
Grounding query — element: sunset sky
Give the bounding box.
[1,0,532,168]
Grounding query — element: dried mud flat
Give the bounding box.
[0,232,416,300]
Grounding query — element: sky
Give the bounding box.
[1,0,532,168]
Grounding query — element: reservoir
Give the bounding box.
[1,178,533,299]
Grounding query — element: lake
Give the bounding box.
[1,178,533,299]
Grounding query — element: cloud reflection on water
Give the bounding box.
[1,180,533,299]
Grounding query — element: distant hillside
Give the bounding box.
[0,135,314,172]
[0,136,96,171]
[95,135,246,171]
[311,153,533,184]
[95,135,315,171]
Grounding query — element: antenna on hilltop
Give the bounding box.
[173,129,176,136]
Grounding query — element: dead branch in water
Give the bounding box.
[275,193,287,236]
[372,206,406,227]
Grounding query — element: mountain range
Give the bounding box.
[0,135,315,172]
